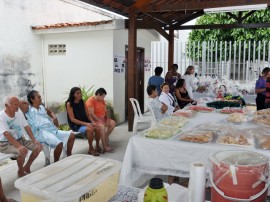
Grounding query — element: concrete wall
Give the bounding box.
[43,30,114,104]
[0,0,112,106]
[113,29,160,122]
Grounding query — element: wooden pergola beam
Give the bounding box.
[127,8,137,131]
[172,10,204,29]
[125,19,169,40]
[139,0,270,12]
[171,22,270,30]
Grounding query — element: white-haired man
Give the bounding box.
[0,96,42,177]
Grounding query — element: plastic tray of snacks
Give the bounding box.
[143,126,181,139]
[227,112,246,124]
[256,108,270,115]
[247,128,270,150]
[251,114,270,127]
[158,116,188,128]
[194,123,234,132]
[172,109,197,118]
[186,105,215,113]
[219,107,244,114]
[178,130,216,144]
[216,129,254,147]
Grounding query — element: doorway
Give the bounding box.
[125,46,145,119]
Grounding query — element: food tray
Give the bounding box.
[172,110,197,118]
[178,130,215,144]
[216,130,254,147]
[194,123,233,132]
[219,107,244,114]
[187,105,215,113]
[247,128,270,150]
[256,108,270,115]
[158,116,188,128]
[251,114,270,127]
[143,126,180,139]
[227,113,246,124]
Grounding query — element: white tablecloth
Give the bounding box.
[193,92,256,105]
[119,112,268,187]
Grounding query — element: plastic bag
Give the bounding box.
[227,113,246,123]
[216,129,253,147]
[143,125,180,139]
[172,109,197,118]
[178,130,215,143]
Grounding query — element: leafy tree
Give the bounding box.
[187,9,270,61]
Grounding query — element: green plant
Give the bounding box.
[79,85,95,102]
[106,100,119,123]
[187,9,270,61]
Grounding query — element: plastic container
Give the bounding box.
[15,154,121,202]
[209,151,269,202]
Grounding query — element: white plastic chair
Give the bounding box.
[146,102,157,125]
[129,98,152,135]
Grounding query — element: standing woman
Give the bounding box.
[165,64,181,94]
[175,79,195,109]
[159,82,179,115]
[255,67,270,110]
[66,87,102,156]
[181,66,198,99]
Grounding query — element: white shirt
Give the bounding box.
[0,110,28,141]
[147,97,170,122]
[158,92,175,115]
[182,74,197,99]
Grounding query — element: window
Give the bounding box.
[48,44,66,55]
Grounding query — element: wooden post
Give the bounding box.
[168,28,174,70]
[128,8,137,131]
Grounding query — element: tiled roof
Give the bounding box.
[32,20,113,30]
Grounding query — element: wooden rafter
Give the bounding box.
[171,22,270,30]
[139,0,270,12]
[172,10,204,28]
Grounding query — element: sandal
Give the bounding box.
[95,147,104,154]
[88,150,100,156]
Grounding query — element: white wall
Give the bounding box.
[0,0,113,103]
[113,29,160,122]
[43,30,114,104]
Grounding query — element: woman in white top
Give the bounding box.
[181,66,198,99]
[159,82,179,115]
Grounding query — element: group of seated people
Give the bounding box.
[147,80,196,122]
[0,87,115,177]
[147,65,199,122]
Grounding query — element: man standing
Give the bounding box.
[0,96,42,177]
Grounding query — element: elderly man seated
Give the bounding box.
[147,85,170,122]
[0,96,42,177]
[85,88,115,153]
[22,90,75,163]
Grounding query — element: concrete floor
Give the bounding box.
[1,122,144,201]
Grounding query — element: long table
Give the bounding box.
[193,92,256,105]
[119,112,269,187]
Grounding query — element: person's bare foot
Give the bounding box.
[88,149,100,156]
[103,147,114,153]
[17,171,27,178]
[95,146,103,154]
[24,167,31,174]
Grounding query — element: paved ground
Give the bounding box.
[1,122,147,201]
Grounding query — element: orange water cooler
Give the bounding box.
[209,151,269,202]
